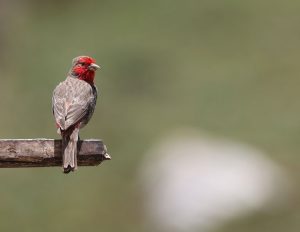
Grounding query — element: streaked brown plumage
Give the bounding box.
[52,56,100,173]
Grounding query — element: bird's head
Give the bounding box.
[69,56,100,85]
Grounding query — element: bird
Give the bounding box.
[52,56,100,173]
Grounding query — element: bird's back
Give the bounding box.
[52,76,97,131]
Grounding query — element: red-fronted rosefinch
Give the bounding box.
[52,56,100,173]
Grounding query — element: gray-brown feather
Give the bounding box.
[52,76,97,131]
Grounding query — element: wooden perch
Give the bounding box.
[0,139,111,168]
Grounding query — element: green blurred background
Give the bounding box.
[0,0,299,231]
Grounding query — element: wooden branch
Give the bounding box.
[0,139,111,168]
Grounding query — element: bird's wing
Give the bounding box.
[52,77,95,131]
[52,81,67,130]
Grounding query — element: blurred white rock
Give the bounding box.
[139,130,290,232]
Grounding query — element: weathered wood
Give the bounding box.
[0,139,111,168]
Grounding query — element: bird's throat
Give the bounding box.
[79,71,95,85]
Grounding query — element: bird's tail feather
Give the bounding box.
[62,127,79,174]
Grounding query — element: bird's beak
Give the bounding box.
[89,63,101,71]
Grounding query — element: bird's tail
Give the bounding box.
[62,127,79,174]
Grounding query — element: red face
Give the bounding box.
[70,56,100,85]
